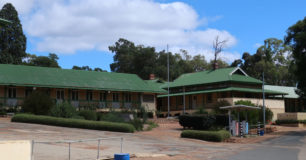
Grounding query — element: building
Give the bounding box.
[0,64,166,113]
[265,85,305,112]
[157,67,286,120]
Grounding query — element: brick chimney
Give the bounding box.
[149,74,155,80]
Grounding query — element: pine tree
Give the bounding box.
[0,3,26,64]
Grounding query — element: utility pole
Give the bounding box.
[167,44,170,118]
[262,72,266,130]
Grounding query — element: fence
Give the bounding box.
[31,137,123,160]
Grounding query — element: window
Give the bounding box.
[8,88,16,98]
[100,92,106,101]
[56,90,64,100]
[25,88,32,97]
[113,93,119,102]
[207,93,212,103]
[71,90,78,101]
[143,94,154,103]
[86,91,93,101]
[125,93,131,102]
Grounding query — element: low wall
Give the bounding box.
[0,140,32,160]
[277,112,306,120]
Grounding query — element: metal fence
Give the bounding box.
[31,137,123,160]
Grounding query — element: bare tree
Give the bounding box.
[212,36,227,69]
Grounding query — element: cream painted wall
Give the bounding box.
[0,140,32,160]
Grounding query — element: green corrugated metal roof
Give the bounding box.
[265,85,299,99]
[166,67,262,88]
[145,79,166,89]
[157,87,286,98]
[0,64,166,93]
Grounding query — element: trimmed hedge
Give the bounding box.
[179,114,216,130]
[11,114,135,133]
[181,130,230,142]
[275,119,306,125]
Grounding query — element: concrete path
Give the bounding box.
[226,131,306,160]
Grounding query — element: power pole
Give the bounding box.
[167,44,170,118]
[262,72,266,130]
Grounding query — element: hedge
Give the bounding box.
[275,119,306,125]
[181,130,230,142]
[179,114,216,130]
[11,114,135,133]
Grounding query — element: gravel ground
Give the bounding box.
[0,117,304,160]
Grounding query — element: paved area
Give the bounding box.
[226,130,306,160]
[1,117,306,160]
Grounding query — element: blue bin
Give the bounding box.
[114,153,130,160]
[260,130,264,136]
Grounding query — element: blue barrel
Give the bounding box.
[260,130,264,136]
[114,153,130,160]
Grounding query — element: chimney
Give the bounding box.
[213,61,219,70]
[149,74,155,80]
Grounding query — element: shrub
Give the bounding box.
[11,114,135,133]
[49,102,77,118]
[23,91,54,115]
[99,112,125,123]
[129,119,144,131]
[179,114,216,130]
[275,119,300,125]
[181,130,230,142]
[212,100,231,114]
[78,110,97,121]
[194,106,208,115]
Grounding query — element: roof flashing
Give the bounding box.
[230,67,248,77]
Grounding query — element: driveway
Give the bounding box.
[1,118,306,160]
[226,131,306,160]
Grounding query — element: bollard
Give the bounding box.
[97,139,101,159]
[240,122,243,138]
[68,142,71,160]
[120,137,123,153]
[257,122,260,136]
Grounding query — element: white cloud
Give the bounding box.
[1,0,238,61]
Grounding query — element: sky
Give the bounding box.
[0,0,305,71]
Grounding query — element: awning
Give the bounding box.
[157,87,287,98]
[220,105,261,111]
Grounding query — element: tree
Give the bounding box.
[24,53,60,68]
[285,17,306,98]
[233,38,295,86]
[212,36,227,69]
[0,3,26,64]
[72,65,106,72]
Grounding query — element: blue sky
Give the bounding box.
[2,0,305,71]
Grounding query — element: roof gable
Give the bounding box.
[167,67,262,88]
[0,64,166,93]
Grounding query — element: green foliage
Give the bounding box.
[11,114,135,133]
[0,3,26,64]
[285,17,306,98]
[275,119,299,125]
[179,114,216,130]
[109,38,228,80]
[22,91,54,115]
[49,102,77,118]
[99,112,125,123]
[129,119,144,131]
[78,110,97,121]
[24,53,60,68]
[145,121,159,131]
[181,130,230,142]
[212,100,231,114]
[72,65,106,72]
[232,100,273,124]
[194,106,208,115]
[232,38,295,86]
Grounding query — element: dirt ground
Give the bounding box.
[0,117,305,160]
